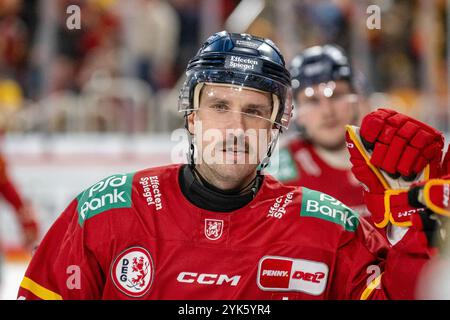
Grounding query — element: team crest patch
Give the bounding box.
[111,246,154,298]
[204,219,224,240]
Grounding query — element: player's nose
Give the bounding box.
[227,110,246,129]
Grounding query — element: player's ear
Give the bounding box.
[187,112,196,135]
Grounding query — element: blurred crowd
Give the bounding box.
[0,0,207,132]
[252,0,449,130]
[0,0,448,133]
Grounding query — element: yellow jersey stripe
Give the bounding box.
[20,276,63,300]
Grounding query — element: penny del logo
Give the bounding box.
[257,256,329,296]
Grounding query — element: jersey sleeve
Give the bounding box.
[329,217,431,299]
[0,179,25,212]
[17,199,104,300]
[0,154,24,212]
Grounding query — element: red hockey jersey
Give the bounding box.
[18,164,430,300]
[267,139,365,212]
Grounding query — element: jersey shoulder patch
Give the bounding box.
[265,147,299,182]
[300,187,359,232]
[76,173,135,226]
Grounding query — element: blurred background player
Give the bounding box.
[268,44,369,213]
[0,142,39,285]
[0,125,39,252]
[0,151,38,249]
[0,1,39,289]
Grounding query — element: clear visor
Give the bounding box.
[179,71,293,130]
[298,81,358,106]
[195,83,279,129]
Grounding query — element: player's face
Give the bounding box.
[295,80,358,150]
[187,83,274,189]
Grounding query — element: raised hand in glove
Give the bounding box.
[345,108,444,229]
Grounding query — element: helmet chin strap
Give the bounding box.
[253,129,281,195]
[184,114,196,168]
[258,129,280,172]
[184,114,282,197]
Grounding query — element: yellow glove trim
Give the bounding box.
[423,179,450,217]
[346,125,390,227]
[345,125,390,190]
[385,189,413,227]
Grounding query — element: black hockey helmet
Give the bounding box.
[290,44,353,98]
[179,31,293,130]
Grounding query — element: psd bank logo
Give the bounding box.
[257,256,329,296]
[204,219,224,240]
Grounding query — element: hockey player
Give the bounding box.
[0,153,39,251]
[268,45,366,212]
[17,31,441,300]
[0,151,39,288]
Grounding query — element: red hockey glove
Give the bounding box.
[359,108,443,179]
[441,146,450,177]
[408,176,450,217]
[346,108,444,229]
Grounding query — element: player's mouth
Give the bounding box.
[222,147,248,154]
[221,140,249,154]
[321,121,340,129]
[221,146,249,163]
